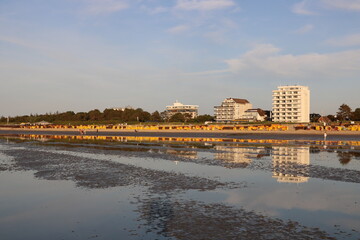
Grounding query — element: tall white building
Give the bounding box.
[272,85,310,123]
[165,101,199,119]
[214,98,252,122]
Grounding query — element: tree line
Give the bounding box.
[0,108,214,124]
[311,104,360,122]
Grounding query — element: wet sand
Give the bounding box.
[1,128,360,141]
[1,136,359,239]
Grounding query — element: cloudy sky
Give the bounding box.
[1,0,360,116]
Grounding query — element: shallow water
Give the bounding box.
[0,135,359,240]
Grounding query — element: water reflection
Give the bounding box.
[9,133,360,148]
[215,146,268,167]
[1,134,360,239]
[337,151,360,165]
[272,147,310,183]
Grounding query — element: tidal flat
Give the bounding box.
[0,135,359,240]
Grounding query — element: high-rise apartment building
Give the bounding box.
[272,85,310,123]
[214,98,252,122]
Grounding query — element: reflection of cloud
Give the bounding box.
[326,33,360,47]
[82,0,128,15]
[321,0,360,11]
[292,1,317,15]
[224,185,360,217]
[175,0,235,11]
[294,24,314,34]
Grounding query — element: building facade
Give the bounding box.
[242,109,267,122]
[214,98,252,122]
[165,101,199,119]
[272,85,310,123]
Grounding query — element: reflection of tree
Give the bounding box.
[310,147,321,154]
[337,152,352,165]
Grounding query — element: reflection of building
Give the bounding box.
[272,85,310,123]
[165,101,199,119]
[215,146,267,165]
[214,98,252,122]
[272,146,310,183]
[165,149,197,159]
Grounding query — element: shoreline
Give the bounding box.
[1,128,360,141]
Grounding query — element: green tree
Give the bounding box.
[337,104,352,121]
[194,114,214,123]
[169,113,185,122]
[88,109,102,121]
[150,111,162,122]
[310,113,321,122]
[353,108,360,121]
[103,108,123,120]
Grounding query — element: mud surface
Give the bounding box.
[0,136,359,240]
[137,196,336,240]
[2,148,228,193]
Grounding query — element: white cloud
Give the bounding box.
[167,24,189,34]
[82,0,128,15]
[294,24,314,34]
[326,33,360,46]
[292,1,317,15]
[223,44,360,78]
[185,44,360,80]
[175,0,235,11]
[321,0,360,11]
[148,6,168,14]
[140,5,168,15]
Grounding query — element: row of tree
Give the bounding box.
[0,108,214,124]
[311,104,360,122]
[2,104,359,124]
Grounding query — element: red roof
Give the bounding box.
[230,98,250,104]
[245,108,266,116]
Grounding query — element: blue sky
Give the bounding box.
[1,0,360,116]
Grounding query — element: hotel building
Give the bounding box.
[165,101,199,119]
[214,98,252,122]
[272,85,310,123]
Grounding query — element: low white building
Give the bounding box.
[214,98,252,122]
[165,101,199,119]
[242,109,266,122]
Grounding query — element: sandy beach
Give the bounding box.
[1,127,360,141]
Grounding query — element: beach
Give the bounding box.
[1,127,360,141]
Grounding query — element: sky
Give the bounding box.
[1,0,360,117]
